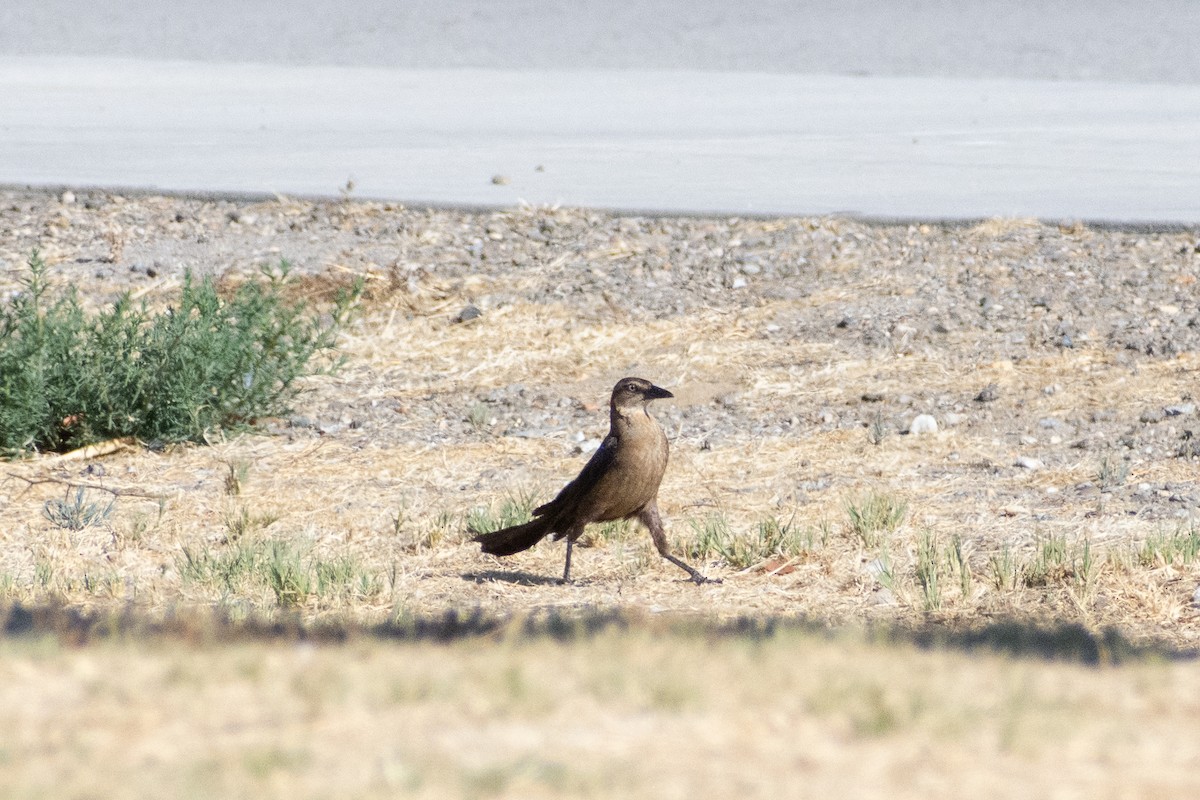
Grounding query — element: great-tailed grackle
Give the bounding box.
[474,377,718,584]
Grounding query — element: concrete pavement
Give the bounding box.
[2,2,1198,222]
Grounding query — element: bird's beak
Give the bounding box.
[644,384,674,400]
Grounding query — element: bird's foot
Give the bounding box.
[686,570,721,585]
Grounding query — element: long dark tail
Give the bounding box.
[474,517,554,557]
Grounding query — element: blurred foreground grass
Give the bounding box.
[0,604,1197,799]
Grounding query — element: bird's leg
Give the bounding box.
[638,502,721,585]
[560,538,574,584]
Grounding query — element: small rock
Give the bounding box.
[861,392,885,403]
[1014,456,1043,470]
[575,438,602,455]
[454,304,482,324]
[909,414,938,435]
[1165,403,1196,417]
[1140,408,1164,424]
[975,383,999,403]
[491,174,511,185]
[871,587,898,606]
[60,190,75,204]
[943,412,966,427]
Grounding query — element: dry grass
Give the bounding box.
[0,611,1197,799]
[2,294,1198,642]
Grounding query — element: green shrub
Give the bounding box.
[0,252,357,456]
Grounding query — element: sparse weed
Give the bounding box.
[34,558,53,590]
[81,570,121,597]
[868,549,896,594]
[1024,533,1070,587]
[1096,455,1130,490]
[989,544,1020,591]
[586,519,634,545]
[1136,524,1200,567]
[1071,538,1099,606]
[43,487,115,531]
[947,534,973,600]
[685,513,734,562]
[412,509,460,551]
[266,540,311,607]
[179,537,379,607]
[466,403,491,432]
[867,411,888,446]
[916,529,942,611]
[315,554,373,598]
[466,490,539,536]
[684,513,812,569]
[224,459,252,496]
[845,491,907,548]
[178,540,266,593]
[223,504,278,540]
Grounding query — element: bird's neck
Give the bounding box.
[610,402,650,431]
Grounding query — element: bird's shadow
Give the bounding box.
[463,570,565,587]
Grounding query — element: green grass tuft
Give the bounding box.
[466,489,540,536]
[43,486,115,530]
[845,491,907,548]
[685,513,814,569]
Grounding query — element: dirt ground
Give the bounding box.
[1,188,1200,644]
[3,188,1200,799]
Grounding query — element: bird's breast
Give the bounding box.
[589,413,669,520]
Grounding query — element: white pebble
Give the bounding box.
[1014,456,1043,470]
[909,414,938,435]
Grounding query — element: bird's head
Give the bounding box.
[610,377,673,412]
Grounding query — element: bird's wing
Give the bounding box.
[532,433,618,518]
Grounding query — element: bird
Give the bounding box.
[473,377,718,584]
